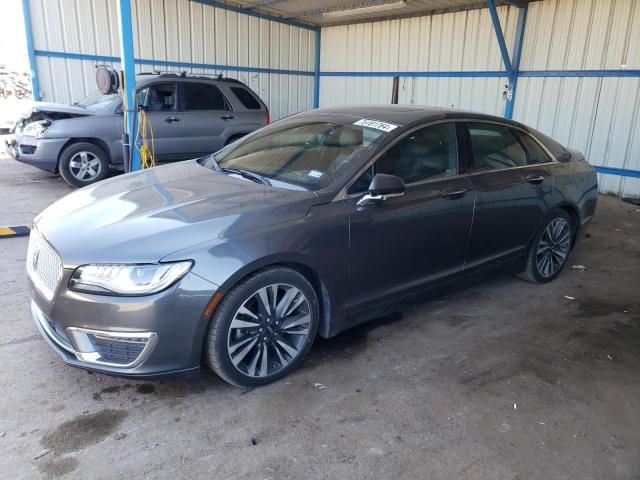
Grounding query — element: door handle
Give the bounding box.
[440,188,467,200]
[165,116,180,123]
[221,115,235,121]
[526,175,545,184]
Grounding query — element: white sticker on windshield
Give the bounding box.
[308,170,323,178]
[353,118,399,132]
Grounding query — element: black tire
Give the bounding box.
[205,267,319,387]
[59,142,109,188]
[517,209,574,284]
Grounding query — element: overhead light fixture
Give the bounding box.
[322,1,407,18]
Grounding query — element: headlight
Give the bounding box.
[22,120,51,138]
[69,261,193,296]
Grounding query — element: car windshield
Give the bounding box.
[76,90,119,109]
[201,120,389,190]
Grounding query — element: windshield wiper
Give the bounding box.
[222,167,271,186]
[207,154,271,186]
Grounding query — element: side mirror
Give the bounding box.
[357,173,405,207]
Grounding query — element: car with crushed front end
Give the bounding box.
[27,105,598,387]
[5,73,269,187]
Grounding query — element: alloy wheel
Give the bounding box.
[535,218,571,278]
[226,283,312,378]
[69,151,101,181]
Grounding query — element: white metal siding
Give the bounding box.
[515,0,640,196]
[319,5,518,111]
[28,0,316,119]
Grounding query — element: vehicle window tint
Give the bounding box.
[231,87,261,110]
[137,83,176,112]
[513,129,553,165]
[347,166,374,195]
[182,83,228,111]
[375,123,458,184]
[468,122,527,171]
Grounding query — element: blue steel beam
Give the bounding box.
[505,6,527,119]
[21,0,41,101]
[313,30,321,108]
[243,0,283,10]
[486,0,513,76]
[33,50,314,76]
[191,0,319,32]
[116,0,140,172]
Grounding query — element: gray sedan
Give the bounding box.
[27,106,597,386]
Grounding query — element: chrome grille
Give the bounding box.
[27,228,63,301]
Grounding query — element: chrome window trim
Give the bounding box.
[334,118,560,202]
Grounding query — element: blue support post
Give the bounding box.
[21,0,41,101]
[116,0,140,172]
[486,0,513,77]
[313,29,321,108]
[505,6,528,119]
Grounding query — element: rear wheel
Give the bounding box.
[517,209,574,283]
[59,142,109,187]
[205,267,319,387]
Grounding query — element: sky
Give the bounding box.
[0,0,29,71]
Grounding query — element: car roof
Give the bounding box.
[135,73,247,86]
[305,105,515,128]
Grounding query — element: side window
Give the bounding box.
[182,83,228,111]
[513,129,554,165]
[375,123,458,184]
[137,83,176,112]
[467,122,527,171]
[231,87,262,110]
[347,166,374,195]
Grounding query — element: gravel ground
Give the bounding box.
[0,155,639,479]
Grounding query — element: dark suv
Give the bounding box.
[5,73,270,187]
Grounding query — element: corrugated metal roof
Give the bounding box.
[227,0,528,27]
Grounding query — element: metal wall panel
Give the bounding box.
[320,6,517,73]
[515,0,640,196]
[319,5,517,112]
[28,0,316,119]
[520,0,640,70]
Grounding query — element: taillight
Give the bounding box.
[266,111,271,125]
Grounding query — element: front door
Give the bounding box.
[462,122,555,269]
[346,122,475,313]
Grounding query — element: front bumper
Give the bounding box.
[5,134,67,172]
[30,270,219,378]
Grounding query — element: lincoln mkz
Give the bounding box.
[27,106,598,386]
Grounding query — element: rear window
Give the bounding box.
[231,87,262,110]
[182,83,228,111]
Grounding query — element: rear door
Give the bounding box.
[345,122,475,312]
[463,121,555,269]
[178,81,236,156]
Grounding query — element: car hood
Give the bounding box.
[35,161,317,267]
[18,101,96,119]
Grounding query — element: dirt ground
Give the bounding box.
[0,155,639,479]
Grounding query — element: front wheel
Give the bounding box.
[59,142,109,188]
[517,209,574,283]
[205,267,319,387]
